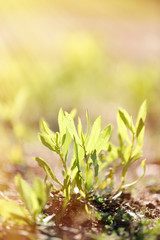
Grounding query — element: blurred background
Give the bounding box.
[0,0,160,173]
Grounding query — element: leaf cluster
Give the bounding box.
[36,101,147,200]
[0,175,51,225]
[36,108,112,201]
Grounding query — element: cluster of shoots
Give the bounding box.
[0,101,147,224]
[36,100,147,201]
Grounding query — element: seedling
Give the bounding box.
[0,175,51,225]
[36,108,112,201]
[35,101,147,201]
[0,101,147,235]
[110,100,147,198]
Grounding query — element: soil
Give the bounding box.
[0,150,160,240]
[1,177,160,240]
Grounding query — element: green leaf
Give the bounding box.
[15,174,39,220]
[61,130,72,159]
[135,100,147,143]
[14,175,51,223]
[38,134,57,152]
[73,136,80,171]
[117,112,131,144]
[121,151,142,182]
[95,124,112,154]
[77,117,83,140]
[40,119,54,136]
[91,150,99,179]
[70,108,77,118]
[118,108,135,133]
[136,118,144,137]
[118,108,131,129]
[122,159,146,189]
[76,144,85,168]
[86,116,101,154]
[33,178,51,209]
[0,199,31,225]
[35,157,62,186]
[136,100,147,126]
[122,145,133,163]
[58,108,66,137]
[64,112,80,143]
[63,174,71,200]
[55,132,60,146]
[71,137,83,192]
[134,126,145,156]
[85,169,94,192]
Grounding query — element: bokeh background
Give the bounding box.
[0,0,160,171]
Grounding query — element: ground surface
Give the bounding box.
[0,147,160,240]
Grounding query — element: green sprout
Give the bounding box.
[0,101,147,227]
[0,175,51,225]
[35,101,147,201]
[36,108,112,201]
[110,100,147,198]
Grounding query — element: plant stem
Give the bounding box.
[59,153,68,175]
[82,144,89,196]
[114,133,136,197]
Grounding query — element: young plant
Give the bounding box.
[35,101,147,201]
[35,109,113,201]
[0,175,51,225]
[109,100,147,198]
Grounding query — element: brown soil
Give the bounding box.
[0,152,160,240]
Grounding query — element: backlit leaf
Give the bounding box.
[136,118,144,137]
[58,108,66,137]
[64,112,80,143]
[40,119,54,136]
[118,108,135,133]
[136,100,147,127]
[62,130,72,159]
[15,174,39,220]
[122,160,146,189]
[33,178,51,209]
[117,112,131,144]
[86,116,101,154]
[35,157,62,186]
[0,199,30,225]
[95,124,112,154]
[78,117,83,140]
[38,134,57,152]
